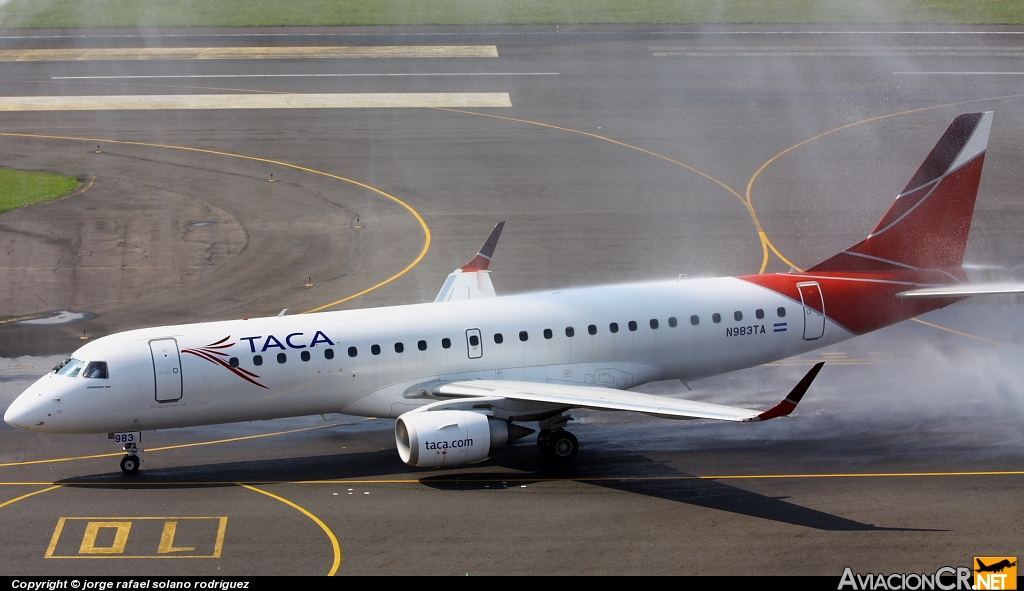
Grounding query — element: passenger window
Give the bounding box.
[56,358,84,377]
[277,353,287,364]
[650,319,659,329]
[418,340,427,351]
[734,311,743,322]
[609,322,619,333]
[300,351,311,362]
[690,315,699,326]
[565,327,575,337]
[370,345,380,356]
[756,309,765,320]
[668,317,678,328]
[543,328,553,339]
[519,331,528,342]
[492,333,502,344]
[348,346,357,357]
[394,342,404,353]
[712,313,721,324]
[588,324,597,335]
[442,338,452,349]
[628,320,637,331]
[325,349,335,360]
[83,361,108,379]
[253,355,263,366]
[229,357,239,368]
[777,307,786,318]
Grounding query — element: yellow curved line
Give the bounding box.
[910,318,1024,351]
[0,485,61,509]
[433,107,747,203]
[240,483,341,576]
[742,93,1024,348]
[8,468,1023,487]
[746,92,1024,273]
[0,421,356,468]
[433,107,787,274]
[0,131,431,314]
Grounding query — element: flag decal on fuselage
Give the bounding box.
[774,322,788,332]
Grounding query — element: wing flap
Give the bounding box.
[425,362,824,422]
[432,382,754,422]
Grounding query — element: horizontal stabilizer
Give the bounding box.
[895,282,1024,299]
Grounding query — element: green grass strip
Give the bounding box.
[0,0,1023,28]
[0,168,81,215]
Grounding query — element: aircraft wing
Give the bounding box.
[416,362,824,422]
[896,282,1024,299]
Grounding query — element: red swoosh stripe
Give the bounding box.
[182,348,268,389]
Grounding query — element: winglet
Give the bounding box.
[460,221,505,272]
[748,362,824,421]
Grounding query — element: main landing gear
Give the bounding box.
[120,442,141,475]
[536,414,578,462]
[537,429,579,462]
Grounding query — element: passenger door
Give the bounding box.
[797,282,826,340]
[150,338,183,402]
[465,328,483,359]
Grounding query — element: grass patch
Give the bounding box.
[0,168,81,215]
[0,0,1022,28]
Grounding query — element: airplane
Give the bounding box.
[976,558,1016,574]
[5,111,1024,474]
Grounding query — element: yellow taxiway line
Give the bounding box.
[0,421,364,468]
[0,483,341,575]
[745,91,1024,274]
[241,484,342,576]
[2,469,1024,487]
[0,46,499,61]
[0,130,432,314]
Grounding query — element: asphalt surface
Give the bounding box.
[1,24,1023,575]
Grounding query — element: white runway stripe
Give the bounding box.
[0,92,512,111]
[52,72,558,80]
[0,46,499,61]
[894,71,1024,75]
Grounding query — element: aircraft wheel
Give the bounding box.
[120,454,140,474]
[537,430,554,456]
[548,431,578,462]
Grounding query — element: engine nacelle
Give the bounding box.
[395,410,531,468]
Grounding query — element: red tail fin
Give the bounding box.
[810,112,992,273]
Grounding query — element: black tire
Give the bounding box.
[548,431,578,462]
[120,454,140,474]
[537,429,554,456]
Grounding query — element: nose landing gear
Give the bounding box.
[120,442,141,475]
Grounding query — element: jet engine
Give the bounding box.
[395,410,533,468]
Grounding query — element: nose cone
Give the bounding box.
[4,396,31,429]
[4,377,50,430]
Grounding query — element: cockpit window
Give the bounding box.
[55,358,84,377]
[83,361,109,379]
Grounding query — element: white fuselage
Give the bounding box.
[5,277,850,434]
